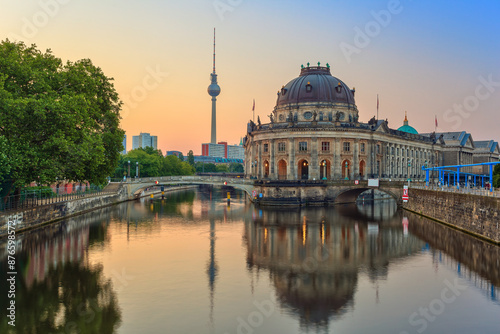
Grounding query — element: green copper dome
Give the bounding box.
[397,114,418,134]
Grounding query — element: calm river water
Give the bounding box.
[1,187,499,334]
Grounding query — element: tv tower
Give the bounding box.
[207,28,221,144]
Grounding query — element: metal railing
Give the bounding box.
[410,183,500,198]
[0,185,115,212]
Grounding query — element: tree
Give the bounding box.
[229,162,244,173]
[0,40,124,195]
[178,152,184,162]
[112,148,194,178]
[195,162,217,173]
[216,164,229,173]
[187,150,195,166]
[493,164,500,188]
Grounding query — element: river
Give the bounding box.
[1,187,499,334]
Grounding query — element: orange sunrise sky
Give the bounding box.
[1,0,499,155]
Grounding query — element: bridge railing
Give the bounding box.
[410,184,500,198]
[125,175,253,185]
[0,184,116,212]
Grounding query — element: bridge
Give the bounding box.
[121,176,407,205]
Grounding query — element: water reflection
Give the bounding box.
[408,214,500,304]
[0,209,121,333]
[1,189,499,334]
[244,200,425,330]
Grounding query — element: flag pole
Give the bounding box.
[252,99,255,123]
[376,94,379,120]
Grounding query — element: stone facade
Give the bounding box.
[404,188,500,244]
[244,65,498,182]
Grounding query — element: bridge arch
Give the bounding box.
[335,187,399,204]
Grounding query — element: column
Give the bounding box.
[311,138,319,180]
[353,140,359,179]
[334,139,341,179]
[270,139,276,179]
[258,142,262,179]
[288,138,295,180]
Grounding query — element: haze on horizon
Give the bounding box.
[1,0,499,155]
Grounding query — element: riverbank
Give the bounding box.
[0,185,197,238]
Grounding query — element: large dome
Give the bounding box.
[276,65,356,107]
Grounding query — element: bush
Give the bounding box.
[22,186,56,199]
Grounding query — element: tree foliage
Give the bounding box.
[493,164,500,188]
[187,150,195,166]
[0,40,124,191]
[112,148,194,178]
[228,162,244,173]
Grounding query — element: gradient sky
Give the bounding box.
[1,0,499,155]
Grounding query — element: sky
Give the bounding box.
[1,0,499,155]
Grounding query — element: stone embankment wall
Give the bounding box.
[0,184,196,238]
[403,188,500,244]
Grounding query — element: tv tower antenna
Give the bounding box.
[207,28,221,144]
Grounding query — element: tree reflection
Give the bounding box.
[9,262,121,333]
[0,214,120,333]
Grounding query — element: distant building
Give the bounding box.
[122,135,127,154]
[167,151,184,160]
[132,132,158,150]
[194,155,244,164]
[201,141,244,160]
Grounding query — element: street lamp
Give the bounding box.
[345,161,349,180]
[407,159,411,187]
[128,161,130,181]
[136,162,139,178]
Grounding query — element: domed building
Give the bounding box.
[397,112,418,135]
[244,64,442,181]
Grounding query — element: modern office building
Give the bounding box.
[132,133,158,150]
[201,141,244,160]
[122,135,127,154]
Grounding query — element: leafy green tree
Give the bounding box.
[139,146,163,157]
[0,40,124,195]
[216,164,229,173]
[178,152,184,162]
[195,162,217,173]
[113,148,194,178]
[229,162,244,173]
[127,149,162,177]
[493,164,500,188]
[187,150,195,166]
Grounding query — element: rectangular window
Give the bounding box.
[278,142,286,152]
[299,142,308,152]
[343,142,350,152]
[263,143,269,153]
[321,141,330,152]
[361,143,365,153]
[376,144,380,154]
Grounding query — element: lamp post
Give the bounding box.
[407,159,411,187]
[345,161,349,180]
[128,161,130,182]
[136,162,139,178]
